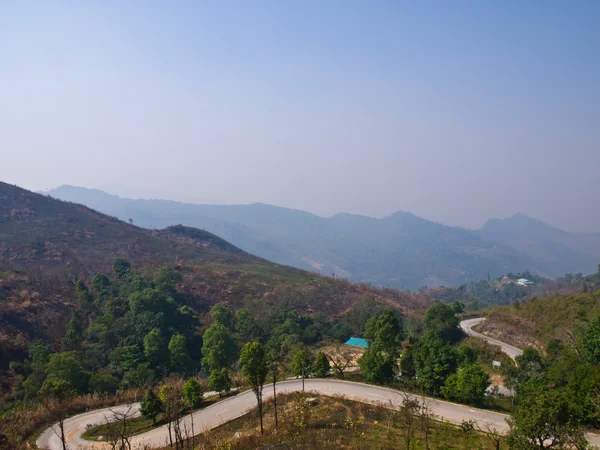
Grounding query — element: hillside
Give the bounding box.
[477,281,600,349]
[46,185,600,289]
[0,182,428,367]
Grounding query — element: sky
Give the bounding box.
[1,1,599,232]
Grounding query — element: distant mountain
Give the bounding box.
[44,185,600,289]
[478,213,600,277]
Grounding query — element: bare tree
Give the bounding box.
[418,396,436,450]
[398,392,420,449]
[325,343,357,379]
[160,384,185,450]
[107,403,136,450]
[40,379,75,450]
[476,422,504,450]
[101,415,121,450]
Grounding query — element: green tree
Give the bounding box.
[291,348,314,391]
[75,280,93,307]
[210,303,234,330]
[423,302,463,344]
[504,348,546,394]
[153,265,182,296]
[122,364,155,388]
[182,378,203,409]
[46,352,89,394]
[582,316,600,363]
[144,328,168,367]
[91,273,110,292]
[113,258,131,279]
[413,338,458,395]
[441,364,490,405]
[360,309,405,383]
[364,309,405,356]
[201,322,237,372]
[168,333,191,372]
[89,372,119,395]
[239,342,269,434]
[130,274,148,292]
[129,288,170,316]
[450,300,465,314]
[507,381,587,449]
[62,310,84,349]
[208,368,231,397]
[235,308,261,342]
[360,347,396,383]
[313,351,330,377]
[140,389,164,425]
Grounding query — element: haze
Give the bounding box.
[1,1,599,232]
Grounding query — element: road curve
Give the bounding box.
[460,317,523,360]
[38,378,513,450]
[39,323,600,449]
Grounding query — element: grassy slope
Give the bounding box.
[157,393,500,450]
[478,289,600,349]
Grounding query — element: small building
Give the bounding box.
[517,278,534,286]
[344,337,368,348]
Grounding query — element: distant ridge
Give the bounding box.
[44,185,600,289]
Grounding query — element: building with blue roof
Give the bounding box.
[344,337,368,348]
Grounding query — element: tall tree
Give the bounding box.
[113,258,131,279]
[182,378,203,408]
[208,368,231,397]
[313,351,330,377]
[144,328,168,367]
[413,337,458,395]
[507,380,587,449]
[239,342,269,434]
[140,389,164,425]
[210,303,234,330]
[201,322,236,372]
[62,310,84,349]
[441,364,490,405]
[291,348,314,392]
[423,302,463,344]
[168,334,191,373]
[360,309,405,383]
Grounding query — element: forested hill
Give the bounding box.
[0,182,428,373]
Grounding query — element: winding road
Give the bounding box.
[37,319,599,449]
[460,317,523,360]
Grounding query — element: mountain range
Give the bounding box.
[44,185,600,289]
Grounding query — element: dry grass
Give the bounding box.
[0,388,146,448]
[156,393,503,450]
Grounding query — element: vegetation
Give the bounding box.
[151,393,504,450]
[479,289,600,347]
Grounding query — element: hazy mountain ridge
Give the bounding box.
[44,185,600,289]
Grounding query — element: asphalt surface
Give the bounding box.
[37,320,600,449]
[38,379,516,450]
[460,317,524,360]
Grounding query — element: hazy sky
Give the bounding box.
[1,1,599,232]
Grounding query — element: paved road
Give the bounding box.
[38,379,515,450]
[38,322,599,449]
[460,317,524,360]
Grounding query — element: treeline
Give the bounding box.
[7,259,379,404]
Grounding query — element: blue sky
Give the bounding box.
[1,1,599,231]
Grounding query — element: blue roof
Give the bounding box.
[344,337,368,348]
